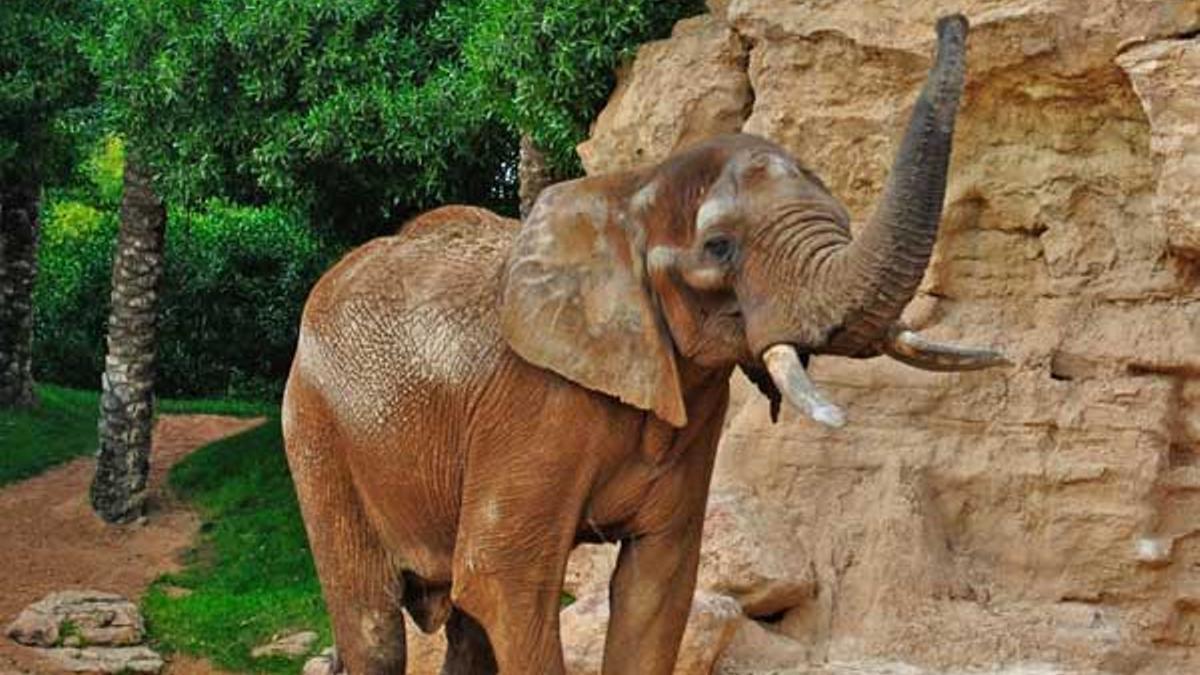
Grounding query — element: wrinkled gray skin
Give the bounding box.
[283,15,1002,675]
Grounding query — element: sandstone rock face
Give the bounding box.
[1117,37,1200,259]
[716,620,814,674]
[581,1,1200,672]
[576,14,752,175]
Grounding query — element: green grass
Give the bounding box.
[0,385,101,486]
[142,418,330,674]
[156,394,278,417]
[0,384,274,488]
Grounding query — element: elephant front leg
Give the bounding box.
[601,511,706,675]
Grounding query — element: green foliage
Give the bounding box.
[84,134,126,208]
[0,0,97,190]
[143,418,330,674]
[158,201,334,399]
[89,0,517,240]
[465,0,704,174]
[34,140,334,398]
[88,0,700,240]
[0,384,272,488]
[56,620,86,648]
[33,198,119,388]
[37,1,700,398]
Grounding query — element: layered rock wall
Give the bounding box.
[576,1,1200,672]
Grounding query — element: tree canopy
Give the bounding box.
[0,0,96,191]
[464,0,704,174]
[90,0,702,240]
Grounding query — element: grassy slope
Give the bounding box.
[0,384,274,487]
[0,386,99,486]
[142,417,330,674]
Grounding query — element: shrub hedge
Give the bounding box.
[33,198,119,389]
[35,195,335,400]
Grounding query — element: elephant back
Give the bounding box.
[292,206,521,440]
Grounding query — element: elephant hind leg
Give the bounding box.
[440,608,497,675]
[295,461,408,674]
[283,390,408,673]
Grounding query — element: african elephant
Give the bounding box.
[283,15,1000,675]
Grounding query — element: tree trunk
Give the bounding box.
[0,186,40,409]
[518,133,553,219]
[91,160,166,524]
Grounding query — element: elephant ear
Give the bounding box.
[499,178,687,427]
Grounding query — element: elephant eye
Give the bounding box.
[703,236,736,263]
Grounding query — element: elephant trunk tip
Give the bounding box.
[937,14,969,42]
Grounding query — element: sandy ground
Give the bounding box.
[0,414,263,675]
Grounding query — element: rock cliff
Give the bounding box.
[574,1,1200,672]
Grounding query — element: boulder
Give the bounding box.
[715,620,814,674]
[698,489,816,618]
[6,591,144,648]
[561,591,743,675]
[35,646,162,674]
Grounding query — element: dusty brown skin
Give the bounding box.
[283,16,1001,675]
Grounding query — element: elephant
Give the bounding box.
[282,14,1003,675]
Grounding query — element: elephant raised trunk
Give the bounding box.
[761,15,1006,427]
[825,14,968,357]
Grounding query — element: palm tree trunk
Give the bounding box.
[0,186,40,409]
[91,159,166,524]
[518,133,553,219]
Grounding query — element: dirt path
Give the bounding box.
[0,415,263,675]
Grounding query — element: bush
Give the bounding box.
[33,198,118,389]
[159,201,333,399]
[35,194,334,400]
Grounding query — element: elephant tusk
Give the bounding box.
[762,345,846,429]
[882,327,1011,372]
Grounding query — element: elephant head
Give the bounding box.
[500,15,1005,429]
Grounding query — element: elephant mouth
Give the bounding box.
[700,296,743,323]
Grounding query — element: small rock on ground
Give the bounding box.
[36,646,163,674]
[251,630,318,659]
[301,647,337,675]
